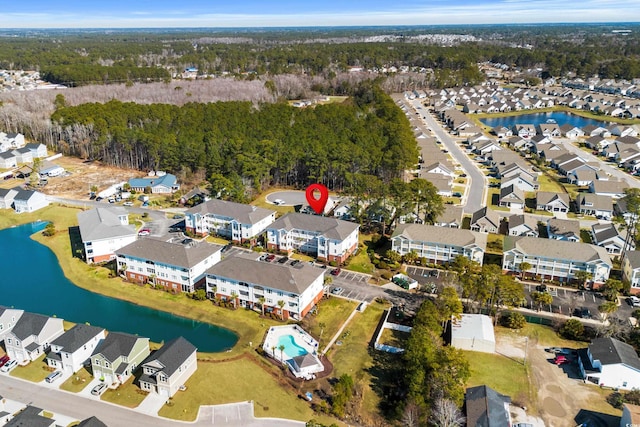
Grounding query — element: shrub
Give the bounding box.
[328,261,338,267]
[378,261,388,270]
[381,271,393,280]
[501,312,526,329]
[42,223,56,237]
[560,319,584,340]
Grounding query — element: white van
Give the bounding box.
[45,371,62,383]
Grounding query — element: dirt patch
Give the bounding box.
[542,396,567,417]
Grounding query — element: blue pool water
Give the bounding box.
[277,334,308,359]
[480,111,612,129]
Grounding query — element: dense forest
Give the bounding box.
[2,24,640,87]
[49,84,418,195]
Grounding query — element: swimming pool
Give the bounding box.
[277,334,308,359]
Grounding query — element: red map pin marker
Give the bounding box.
[306,183,329,215]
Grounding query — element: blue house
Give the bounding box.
[128,173,180,194]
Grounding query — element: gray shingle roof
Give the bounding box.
[268,213,359,241]
[392,224,487,250]
[78,207,136,242]
[141,336,196,377]
[93,331,148,363]
[185,199,275,226]
[51,324,105,354]
[11,312,51,340]
[625,251,640,269]
[508,214,538,231]
[76,417,108,427]
[436,205,463,225]
[116,239,222,269]
[536,191,569,207]
[591,179,629,195]
[465,385,511,427]
[5,406,53,427]
[504,236,612,265]
[547,218,580,238]
[591,223,621,244]
[589,337,640,370]
[577,193,614,212]
[471,206,500,229]
[206,254,324,295]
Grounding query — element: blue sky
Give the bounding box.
[1,0,639,28]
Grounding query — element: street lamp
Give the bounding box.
[523,337,529,366]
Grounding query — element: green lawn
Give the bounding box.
[158,358,328,422]
[580,229,593,244]
[10,354,52,382]
[329,301,389,423]
[206,235,230,245]
[486,234,504,254]
[60,367,94,393]
[102,376,148,408]
[345,234,375,274]
[537,174,565,193]
[464,350,531,406]
[378,328,410,349]
[300,297,358,348]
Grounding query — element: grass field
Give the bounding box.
[60,367,94,393]
[537,174,566,193]
[345,234,375,274]
[300,297,358,348]
[10,354,52,382]
[102,376,148,408]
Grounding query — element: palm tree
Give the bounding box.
[277,300,286,320]
[258,296,266,316]
[230,291,239,309]
[278,344,285,362]
[271,345,276,357]
[519,262,531,280]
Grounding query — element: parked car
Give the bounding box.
[123,201,134,207]
[331,287,343,294]
[574,307,592,319]
[554,355,568,365]
[545,347,572,355]
[1,359,18,372]
[452,192,462,197]
[459,173,467,177]
[91,383,108,396]
[277,256,289,264]
[258,254,268,261]
[221,243,233,253]
[3,174,13,180]
[265,254,276,262]
[138,228,151,236]
[290,260,301,266]
[273,199,285,206]
[628,296,640,307]
[536,284,548,293]
[0,355,9,367]
[45,371,63,383]
[331,268,341,276]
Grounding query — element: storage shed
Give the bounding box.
[450,313,496,353]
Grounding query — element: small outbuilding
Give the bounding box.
[448,313,496,354]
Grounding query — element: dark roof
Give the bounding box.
[268,213,359,241]
[76,417,108,427]
[186,199,275,225]
[51,324,105,354]
[589,337,640,370]
[11,312,52,340]
[93,331,148,363]
[465,385,511,427]
[141,336,196,377]
[116,239,222,269]
[5,406,54,427]
[470,206,500,229]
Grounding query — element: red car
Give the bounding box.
[0,355,10,368]
[265,254,276,262]
[331,268,341,276]
[554,355,568,365]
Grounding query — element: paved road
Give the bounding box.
[0,374,305,426]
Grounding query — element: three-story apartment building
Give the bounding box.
[78,207,138,264]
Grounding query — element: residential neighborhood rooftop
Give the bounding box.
[504,236,612,264]
[116,239,222,269]
[392,223,487,249]
[185,199,275,225]
[140,336,196,378]
[268,212,359,241]
[77,207,136,242]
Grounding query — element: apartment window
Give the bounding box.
[95,360,100,366]
[105,362,110,368]
[6,338,11,344]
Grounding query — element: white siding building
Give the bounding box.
[184,199,275,243]
[391,224,487,265]
[206,254,325,320]
[4,312,64,363]
[579,338,640,390]
[77,207,138,264]
[139,336,197,398]
[46,324,106,373]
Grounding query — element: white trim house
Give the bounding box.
[138,336,197,398]
[77,207,138,264]
[4,312,64,363]
[46,324,106,373]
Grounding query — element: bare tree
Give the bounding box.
[431,398,465,427]
[401,401,421,427]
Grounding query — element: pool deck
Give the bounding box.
[262,325,319,363]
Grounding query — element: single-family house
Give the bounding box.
[578,338,640,390]
[507,214,539,237]
[391,224,487,266]
[266,213,359,264]
[0,151,17,169]
[434,205,464,228]
[491,126,512,139]
[569,169,599,187]
[11,147,32,164]
[585,135,610,151]
[465,385,512,427]
[76,416,108,427]
[576,193,614,219]
[13,190,49,213]
[128,173,180,194]
[0,306,23,343]
[503,236,612,286]
[583,125,611,138]
[3,405,55,427]
[623,251,640,294]
[507,135,531,152]
[184,199,276,243]
[78,207,138,264]
[116,239,222,293]
[536,192,570,213]
[421,161,456,178]
[591,222,631,255]
[4,312,64,363]
[560,124,585,139]
[536,123,561,138]
[0,188,18,209]
[90,332,150,386]
[531,134,552,146]
[475,139,502,155]
[138,336,197,398]
[547,217,581,242]
[590,180,629,199]
[513,124,536,139]
[25,143,48,158]
[470,206,501,234]
[499,185,525,210]
[206,253,325,320]
[46,324,106,373]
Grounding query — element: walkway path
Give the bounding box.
[321,306,360,355]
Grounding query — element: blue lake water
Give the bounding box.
[480,111,612,129]
[0,222,238,352]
